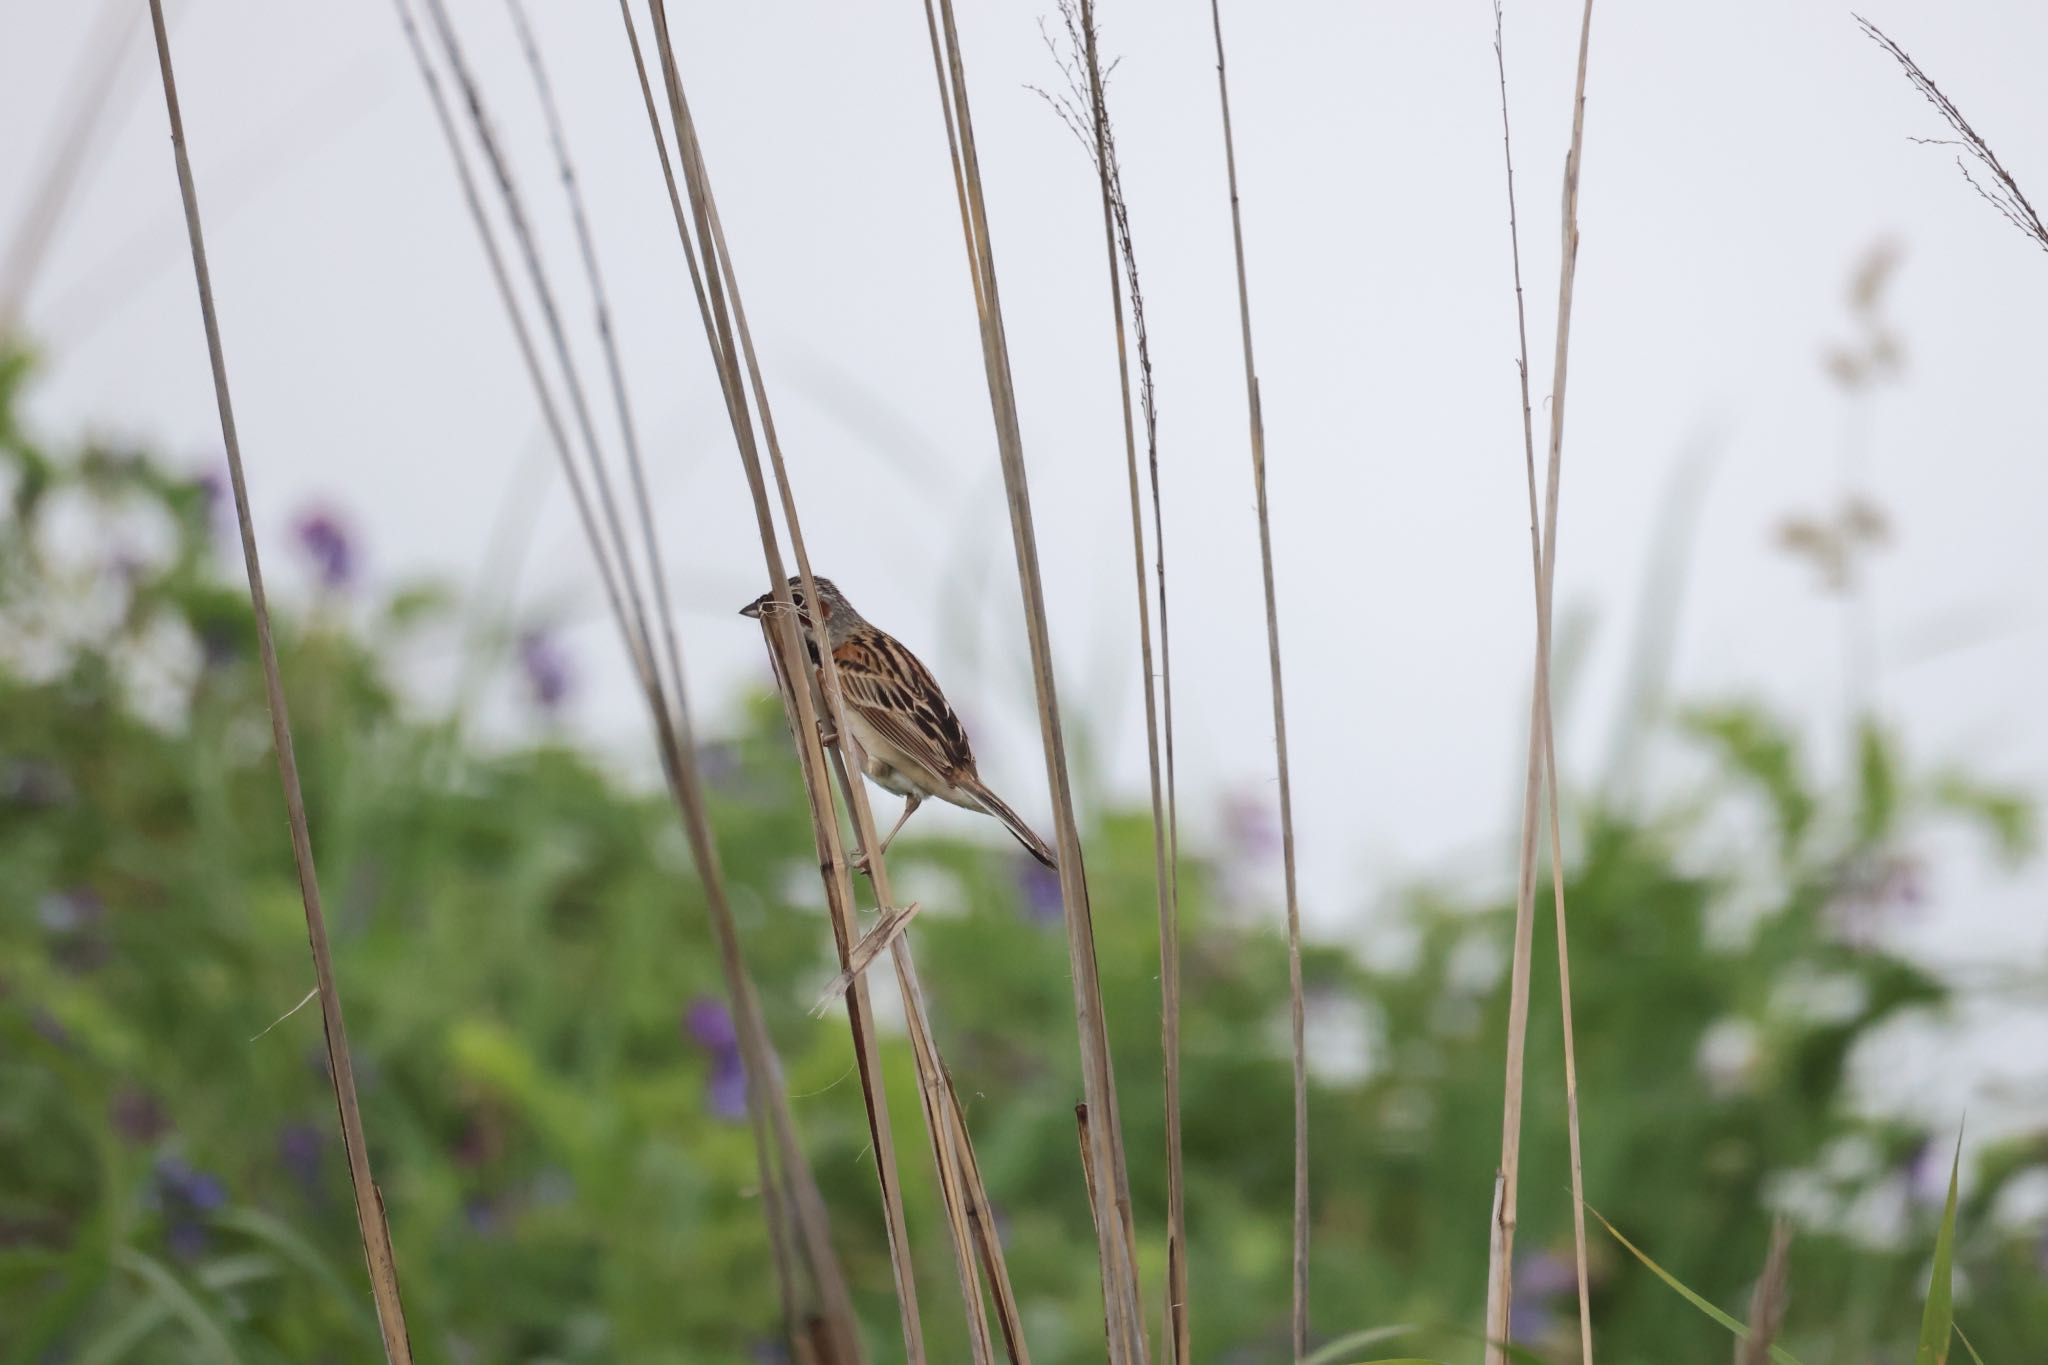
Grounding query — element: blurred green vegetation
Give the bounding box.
[3,347,2046,1364]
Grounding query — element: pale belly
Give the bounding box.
[843,713,976,810]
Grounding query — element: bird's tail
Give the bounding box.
[961,779,1058,870]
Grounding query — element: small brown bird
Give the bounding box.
[741,576,1057,869]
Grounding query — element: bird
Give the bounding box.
[740,576,1057,870]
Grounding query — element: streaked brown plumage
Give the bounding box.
[741,576,1057,869]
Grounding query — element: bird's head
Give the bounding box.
[739,575,857,644]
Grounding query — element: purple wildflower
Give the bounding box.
[1015,856,1062,926]
[706,1058,748,1121]
[683,996,747,1122]
[191,467,232,547]
[1901,1135,1951,1209]
[685,997,738,1051]
[1508,1250,1574,1342]
[291,506,356,590]
[465,1194,503,1237]
[1222,790,1281,860]
[696,741,742,791]
[110,1088,170,1146]
[154,1156,226,1259]
[277,1122,323,1191]
[1826,850,1926,945]
[517,629,573,712]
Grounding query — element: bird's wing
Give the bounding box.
[829,632,976,785]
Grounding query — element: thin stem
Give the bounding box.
[1483,3,1600,1363]
[920,1,1149,1359]
[1205,1,1309,1355]
[1,0,139,333]
[145,4,413,1359]
[1059,3,1190,1357]
[502,0,691,741]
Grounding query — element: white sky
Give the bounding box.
[7,2,2047,1127]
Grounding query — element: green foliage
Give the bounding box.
[3,361,2046,1362]
[1917,1136,1960,1365]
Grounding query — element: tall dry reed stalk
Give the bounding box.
[1482,3,1599,1363]
[1033,2,1191,1355]
[1202,2,1310,1354]
[145,3,413,1359]
[917,1,1151,1358]
[391,2,862,1354]
[630,4,1041,1358]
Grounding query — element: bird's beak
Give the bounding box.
[739,597,765,620]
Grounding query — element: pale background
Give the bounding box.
[5,1,2045,1140]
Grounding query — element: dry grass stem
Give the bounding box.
[1203,1,1310,1354]
[1482,3,1600,1363]
[394,2,860,1352]
[1857,16,2047,254]
[1035,5,1190,1355]
[1,0,139,334]
[1734,1221,1793,1365]
[919,1,1151,1358]
[502,0,690,724]
[621,1,929,1349]
[632,4,1042,1357]
[812,902,927,1014]
[146,3,413,1358]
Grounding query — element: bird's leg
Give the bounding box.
[877,793,923,855]
[847,794,921,876]
[815,715,838,749]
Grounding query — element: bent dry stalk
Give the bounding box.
[145,2,412,1358]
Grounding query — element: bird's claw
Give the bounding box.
[815,718,839,750]
[846,845,872,877]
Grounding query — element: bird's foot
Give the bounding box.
[815,717,839,750]
[845,845,872,878]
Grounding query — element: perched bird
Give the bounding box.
[740,576,1057,870]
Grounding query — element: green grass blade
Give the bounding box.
[115,1249,243,1365]
[1590,1205,1807,1365]
[1302,1322,1550,1365]
[1952,1322,1985,1365]
[73,1301,174,1365]
[1300,1326,1415,1365]
[1917,1131,1963,1365]
[218,1207,379,1343]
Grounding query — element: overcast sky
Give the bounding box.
[7,2,2046,1126]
